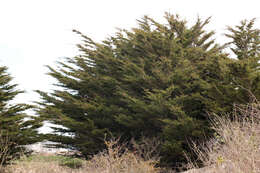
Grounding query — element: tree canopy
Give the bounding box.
[36,13,260,166]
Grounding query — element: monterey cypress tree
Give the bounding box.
[36,13,247,166]
[225,19,260,102]
[0,66,41,163]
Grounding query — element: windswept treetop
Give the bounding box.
[225,18,260,60]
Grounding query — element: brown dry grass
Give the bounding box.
[4,138,160,173]
[185,103,260,173]
[6,161,79,173]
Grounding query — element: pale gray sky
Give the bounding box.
[0,0,259,106]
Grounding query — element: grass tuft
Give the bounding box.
[185,102,260,173]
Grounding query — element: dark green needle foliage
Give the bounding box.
[225,19,260,102]
[0,66,41,164]
[36,13,259,167]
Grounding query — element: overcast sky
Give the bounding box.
[0,0,259,106]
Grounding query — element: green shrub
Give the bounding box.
[59,157,83,169]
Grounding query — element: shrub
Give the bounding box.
[59,158,84,169]
[185,101,260,173]
[84,138,160,173]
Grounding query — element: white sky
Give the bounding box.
[0,0,259,106]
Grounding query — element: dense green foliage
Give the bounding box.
[225,19,260,102]
[0,66,41,163]
[36,14,260,167]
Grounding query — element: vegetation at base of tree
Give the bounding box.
[17,154,84,169]
[2,101,260,173]
[36,13,260,167]
[185,101,260,173]
[0,66,42,164]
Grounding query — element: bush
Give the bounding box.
[185,102,260,173]
[0,132,11,167]
[84,138,160,173]
[59,158,84,169]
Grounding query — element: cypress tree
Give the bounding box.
[0,66,41,163]
[225,19,260,102]
[36,13,241,166]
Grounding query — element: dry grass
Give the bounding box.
[6,161,80,173]
[3,138,160,173]
[185,103,260,173]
